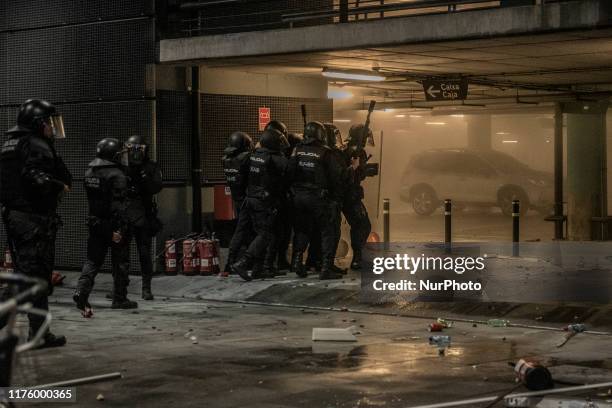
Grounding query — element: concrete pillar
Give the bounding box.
[466,115,492,150]
[565,101,608,240]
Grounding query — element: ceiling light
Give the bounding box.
[409,115,422,118]
[395,114,406,118]
[496,132,510,135]
[425,122,446,126]
[451,114,464,118]
[322,68,386,82]
[502,140,518,144]
[333,119,351,123]
[327,88,353,100]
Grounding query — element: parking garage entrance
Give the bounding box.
[156,27,612,246]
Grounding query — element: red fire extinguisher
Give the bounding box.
[164,239,177,275]
[182,239,196,276]
[4,248,13,272]
[198,239,215,276]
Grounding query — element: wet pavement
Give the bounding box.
[389,211,550,242]
[11,286,612,408]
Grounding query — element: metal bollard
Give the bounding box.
[383,198,390,250]
[444,199,452,253]
[512,200,520,257]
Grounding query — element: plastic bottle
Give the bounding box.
[487,319,509,327]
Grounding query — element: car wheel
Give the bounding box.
[411,186,438,216]
[498,187,529,217]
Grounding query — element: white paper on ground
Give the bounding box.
[312,327,358,342]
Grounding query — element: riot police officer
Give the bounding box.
[265,120,289,140]
[274,131,303,272]
[289,121,344,280]
[262,120,292,274]
[74,138,136,316]
[0,99,71,348]
[232,128,288,281]
[343,124,373,270]
[223,131,253,274]
[304,124,348,274]
[123,135,163,300]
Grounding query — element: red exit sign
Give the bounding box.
[258,107,270,131]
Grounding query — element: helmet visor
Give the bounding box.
[125,143,147,164]
[49,114,66,139]
[119,149,129,167]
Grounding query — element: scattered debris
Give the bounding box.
[429,323,445,332]
[96,394,104,401]
[437,318,453,328]
[487,319,509,327]
[405,381,612,408]
[513,359,554,391]
[557,323,586,348]
[429,335,451,355]
[51,271,65,286]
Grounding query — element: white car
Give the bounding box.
[400,149,553,216]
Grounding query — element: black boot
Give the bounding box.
[331,264,348,275]
[232,257,253,281]
[350,251,362,270]
[29,331,67,349]
[292,253,307,278]
[73,291,93,318]
[142,287,154,301]
[251,263,269,280]
[111,298,138,309]
[319,265,343,280]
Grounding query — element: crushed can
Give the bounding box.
[428,323,444,332]
[564,323,586,333]
[514,359,554,391]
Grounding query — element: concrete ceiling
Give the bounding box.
[200,28,612,107]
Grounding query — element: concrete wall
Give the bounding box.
[160,1,612,62]
[199,67,327,99]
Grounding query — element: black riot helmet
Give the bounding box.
[303,121,326,144]
[260,128,289,152]
[347,124,374,151]
[323,123,343,149]
[12,99,66,139]
[95,138,127,166]
[287,132,303,149]
[225,131,253,155]
[125,134,148,165]
[264,120,288,139]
